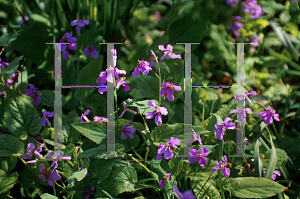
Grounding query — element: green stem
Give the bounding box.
[130,156,150,173]
[18,157,42,196]
[132,147,143,159]
[158,61,162,105]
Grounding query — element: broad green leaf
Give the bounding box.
[63,110,80,144]
[100,166,137,196]
[262,148,287,168]
[10,18,49,65]
[0,134,24,157]
[127,75,159,101]
[122,99,159,115]
[0,56,23,82]
[68,168,88,186]
[259,0,285,15]
[4,89,42,139]
[169,11,209,43]
[0,156,17,174]
[71,121,107,145]
[191,180,221,199]
[39,90,55,107]
[0,172,18,194]
[94,157,122,181]
[77,144,124,159]
[151,123,210,144]
[74,55,103,100]
[230,177,285,198]
[41,193,59,199]
[20,167,39,189]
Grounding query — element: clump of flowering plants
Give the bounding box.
[0,0,299,198]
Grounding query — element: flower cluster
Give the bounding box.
[242,0,264,19]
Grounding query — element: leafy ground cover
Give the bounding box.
[0,0,300,198]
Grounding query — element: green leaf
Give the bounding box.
[122,99,159,115]
[281,137,300,160]
[230,177,285,198]
[100,166,137,196]
[71,121,107,145]
[77,144,124,159]
[0,156,17,174]
[74,55,103,100]
[127,75,159,101]
[0,56,23,82]
[259,0,285,15]
[262,148,287,168]
[41,193,59,199]
[169,11,209,43]
[151,123,210,144]
[20,167,39,189]
[39,90,54,107]
[269,21,299,61]
[0,172,18,194]
[191,180,221,199]
[10,17,49,65]
[68,168,88,186]
[0,134,24,157]
[264,131,277,180]
[4,89,42,139]
[94,157,122,181]
[14,66,28,93]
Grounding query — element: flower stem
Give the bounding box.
[158,61,161,106]
[18,157,42,196]
[130,156,150,173]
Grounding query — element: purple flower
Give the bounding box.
[172,185,196,199]
[0,88,5,101]
[111,49,117,66]
[18,14,30,25]
[228,16,243,38]
[61,32,77,43]
[24,84,40,106]
[71,19,89,33]
[46,151,71,169]
[244,137,251,147]
[81,186,96,199]
[79,109,91,123]
[242,0,264,19]
[132,60,154,78]
[151,50,158,61]
[258,106,280,125]
[157,137,180,160]
[263,169,281,180]
[212,155,230,177]
[150,11,162,23]
[63,43,77,60]
[188,148,209,167]
[159,173,172,188]
[234,91,257,104]
[230,108,253,122]
[116,77,130,91]
[84,45,99,59]
[6,71,19,87]
[121,121,136,140]
[226,0,238,7]
[38,163,61,187]
[94,116,109,122]
[0,131,4,135]
[158,44,181,60]
[0,58,9,69]
[160,81,182,101]
[118,104,137,119]
[103,66,126,84]
[22,143,45,162]
[214,117,236,140]
[41,111,54,126]
[145,100,168,126]
[97,83,107,95]
[186,129,202,145]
